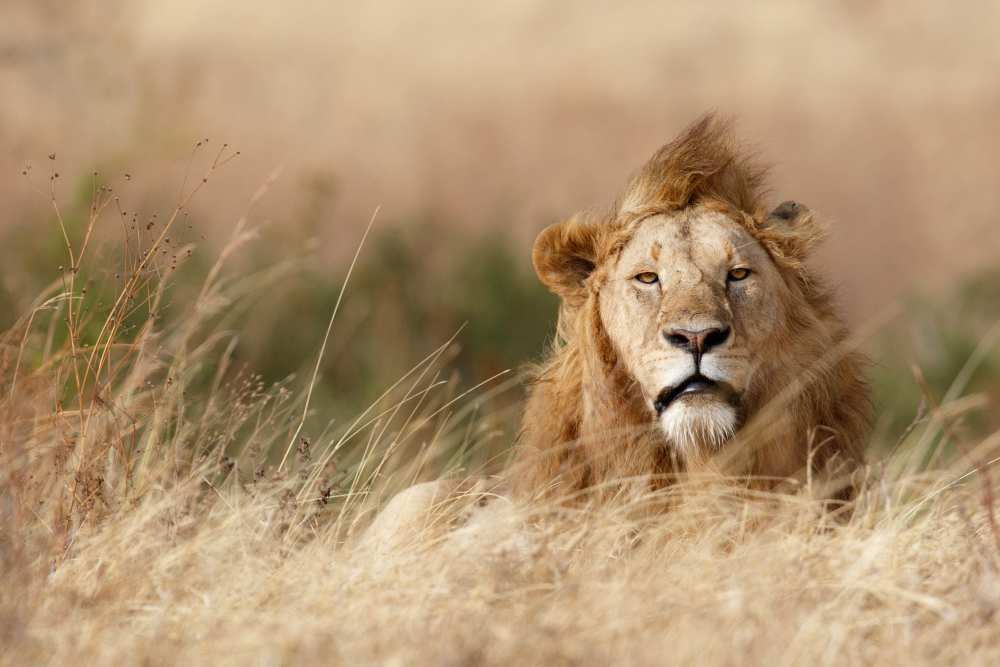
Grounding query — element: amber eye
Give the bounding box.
[727,267,751,282]
[634,272,659,284]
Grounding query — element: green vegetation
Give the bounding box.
[239,224,557,421]
[871,270,1000,446]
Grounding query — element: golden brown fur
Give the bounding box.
[512,115,871,502]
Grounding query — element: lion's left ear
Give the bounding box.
[759,200,826,263]
[532,215,604,303]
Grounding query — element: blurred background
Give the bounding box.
[3,0,1000,439]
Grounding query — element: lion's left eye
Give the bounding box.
[727,268,751,282]
[634,272,659,284]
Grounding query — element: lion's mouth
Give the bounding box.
[653,374,722,415]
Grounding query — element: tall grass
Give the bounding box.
[2,159,1000,665]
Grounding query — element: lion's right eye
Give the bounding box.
[634,272,659,284]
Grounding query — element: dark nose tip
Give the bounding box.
[664,327,731,356]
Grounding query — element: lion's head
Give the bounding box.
[513,115,870,501]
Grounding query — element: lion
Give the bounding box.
[361,115,870,548]
[511,114,870,503]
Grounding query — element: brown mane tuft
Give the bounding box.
[619,114,768,218]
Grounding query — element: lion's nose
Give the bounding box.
[664,326,731,358]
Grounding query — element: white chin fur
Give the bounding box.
[659,399,737,456]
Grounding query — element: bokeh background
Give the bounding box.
[3,0,1000,438]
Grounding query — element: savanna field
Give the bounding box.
[4,2,1000,665]
[2,142,999,666]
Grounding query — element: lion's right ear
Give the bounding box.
[532,217,603,301]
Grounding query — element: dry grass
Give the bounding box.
[3,155,1000,667]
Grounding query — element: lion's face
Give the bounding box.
[598,207,789,454]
